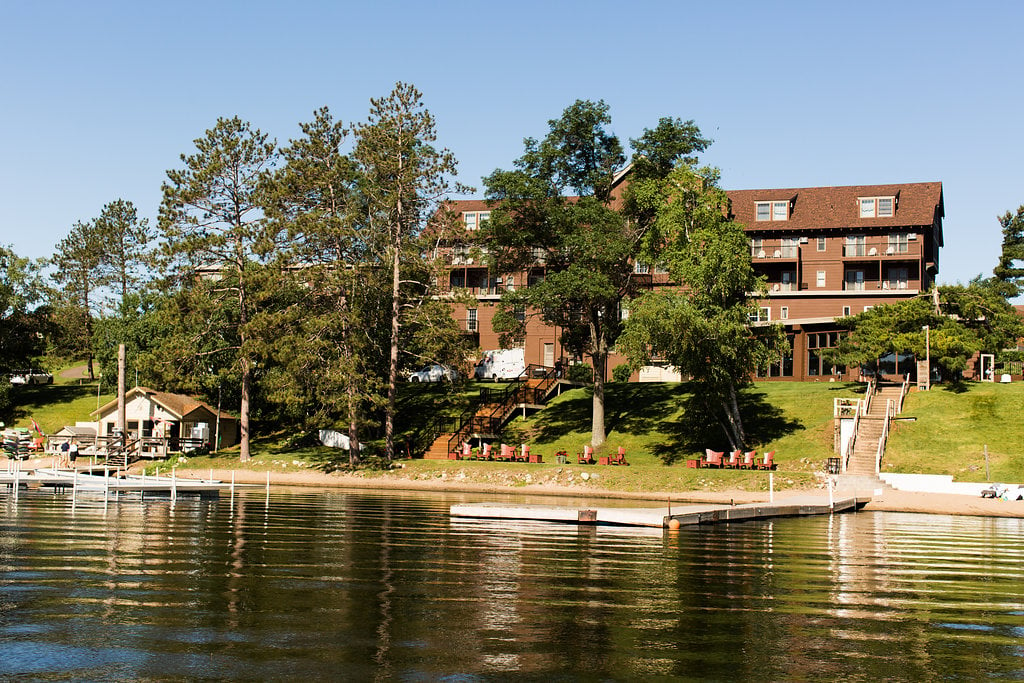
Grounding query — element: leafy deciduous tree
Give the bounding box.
[618,165,786,451]
[484,101,710,448]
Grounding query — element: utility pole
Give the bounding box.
[117,344,126,437]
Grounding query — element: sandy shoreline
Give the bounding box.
[171,465,1024,519]
[6,456,1023,519]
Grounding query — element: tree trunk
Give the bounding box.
[239,360,251,462]
[590,316,607,448]
[384,242,401,461]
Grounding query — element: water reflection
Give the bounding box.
[0,490,1022,680]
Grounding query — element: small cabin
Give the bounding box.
[92,387,238,454]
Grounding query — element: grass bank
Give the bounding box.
[10,378,1023,494]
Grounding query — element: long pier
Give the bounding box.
[451,493,868,529]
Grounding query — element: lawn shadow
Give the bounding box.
[528,382,685,445]
[651,385,804,465]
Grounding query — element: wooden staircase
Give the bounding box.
[422,367,563,459]
[844,383,905,477]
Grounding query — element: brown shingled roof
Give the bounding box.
[727,182,944,232]
[93,387,236,421]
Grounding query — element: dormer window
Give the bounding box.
[462,211,491,231]
[756,200,789,221]
[859,196,895,218]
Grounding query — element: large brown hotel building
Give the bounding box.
[440,181,944,382]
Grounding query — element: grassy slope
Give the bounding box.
[9,376,1022,488]
[885,382,1024,482]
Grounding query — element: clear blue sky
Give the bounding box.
[2,0,1021,286]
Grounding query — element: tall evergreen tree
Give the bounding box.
[94,199,155,307]
[264,107,382,465]
[352,83,468,460]
[158,116,280,462]
[50,220,105,378]
[993,205,1024,298]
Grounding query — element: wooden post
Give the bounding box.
[171,467,177,501]
[117,344,126,438]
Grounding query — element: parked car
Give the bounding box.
[408,364,458,383]
[9,370,53,385]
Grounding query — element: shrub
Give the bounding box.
[612,364,632,383]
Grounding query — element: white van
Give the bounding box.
[474,349,526,381]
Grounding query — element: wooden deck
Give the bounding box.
[450,493,868,529]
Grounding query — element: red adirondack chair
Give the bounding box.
[727,450,743,467]
[579,445,595,464]
[704,449,724,468]
[758,450,776,470]
[742,450,757,468]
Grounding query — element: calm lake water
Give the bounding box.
[1,488,1022,681]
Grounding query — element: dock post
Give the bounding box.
[769,472,774,503]
[104,465,109,503]
[72,469,78,507]
[266,470,270,494]
[171,467,177,501]
[230,470,235,497]
[12,460,18,501]
[210,468,214,484]
[828,477,834,512]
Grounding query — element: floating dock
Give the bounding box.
[451,493,868,529]
[2,466,237,499]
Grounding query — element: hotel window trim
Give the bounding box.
[462,211,490,231]
[466,308,478,332]
[816,236,826,252]
[756,201,789,221]
[888,233,910,253]
[859,196,895,218]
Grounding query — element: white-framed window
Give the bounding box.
[780,271,795,291]
[859,196,896,218]
[816,270,826,288]
[863,305,873,312]
[514,306,526,323]
[633,261,650,274]
[781,237,799,258]
[845,234,866,256]
[817,236,827,252]
[887,267,909,289]
[750,238,764,257]
[756,201,788,221]
[888,233,909,253]
[749,306,771,323]
[466,308,478,332]
[845,270,865,291]
[842,305,851,316]
[780,306,789,320]
[462,211,490,231]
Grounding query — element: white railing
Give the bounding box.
[875,399,895,476]
[898,373,911,413]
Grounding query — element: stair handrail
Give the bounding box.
[443,364,560,456]
[898,373,911,413]
[875,398,894,476]
[862,376,876,416]
[842,404,861,473]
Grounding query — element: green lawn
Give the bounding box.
[8,376,1022,489]
[885,381,1024,482]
